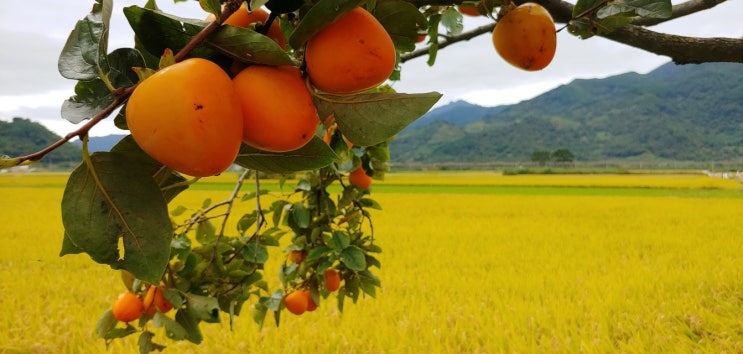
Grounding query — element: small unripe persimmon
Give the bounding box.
[324,268,341,292]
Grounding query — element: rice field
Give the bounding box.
[1,171,742,353]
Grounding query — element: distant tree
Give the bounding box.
[552,148,575,163]
[531,150,552,166]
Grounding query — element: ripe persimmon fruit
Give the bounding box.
[304,290,318,312]
[224,4,287,49]
[126,58,244,177]
[288,250,307,264]
[112,292,144,322]
[324,268,341,292]
[233,65,319,152]
[305,7,396,95]
[284,290,309,315]
[492,2,556,71]
[349,167,372,189]
[458,5,481,16]
[144,285,174,316]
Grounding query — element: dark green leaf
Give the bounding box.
[314,91,441,146]
[234,137,337,174]
[61,152,172,284]
[253,302,268,328]
[199,0,222,17]
[185,294,220,323]
[58,0,112,80]
[426,14,441,66]
[106,48,147,88]
[291,203,310,228]
[61,78,114,124]
[597,0,671,19]
[237,212,258,234]
[60,232,84,256]
[206,26,296,66]
[331,231,350,250]
[196,220,217,244]
[153,312,188,340]
[288,0,364,49]
[124,6,214,60]
[340,246,366,270]
[374,0,428,52]
[242,242,269,264]
[305,245,332,264]
[95,309,118,339]
[175,310,203,344]
[573,0,605,17]
[359,198,382,210]
[139,331,164,354]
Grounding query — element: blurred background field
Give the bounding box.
[1,171,742,353]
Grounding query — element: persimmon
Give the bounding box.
[224,4,287,49]
[349,167,372,189]
[144,285,174,315]
[284,290,309,315]
[233,65,319,152]
[126,58,243,177]
[458,5,481,16]
[288,250,307,264]
[324,268,341,292]
[492,2,556,71]
[304,290,318,312]
[112,292,144,322]
[305,7,396,94]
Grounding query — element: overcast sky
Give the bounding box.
[0,0,741,138]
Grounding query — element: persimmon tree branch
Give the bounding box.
[402,0,743,64]
[9,1,243,166]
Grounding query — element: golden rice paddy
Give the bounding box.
[1,171,742,353]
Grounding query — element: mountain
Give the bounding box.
[391,61,743,163]
[0,117,81,166]
[72,134,127,153]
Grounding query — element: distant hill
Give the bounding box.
[0,117,81,165]
[72,134,127,153]
[391,61,743,163]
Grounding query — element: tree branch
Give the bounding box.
[401,0,743,64]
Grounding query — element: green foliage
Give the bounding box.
[569,0,671,39]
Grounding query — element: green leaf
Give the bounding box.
[597,0,671,19]
[573,0,605,17]
[374,0,428,52]
[305,245,332,264]
[196,220,217,244]
[138,331,166,354]
[61,79,114,124]
[331,231,350,250]
[291,203,310,228]
[253,302,269,328]
[425,14,441,66]
[175,310,203,344]
[58,0,112,80]
[359,198,382,210]
[95,310,118,339]
[60,152,172,284]
[440,7,464,35]
[340,246,366,270]
[288,0,364,49]
[185,294,221,323]
[153,312,188,340]
[60,232,84,255]
[206,26,296,66]
[242,242,269,264]
[314,91,442,146]
[124,6,214,60]
[107,48,147,88]
[199,0,222,18]
[234,137,337,174]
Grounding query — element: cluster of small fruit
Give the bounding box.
[285,250,342,315]
[124,4,396,179]
[111,283,174,323]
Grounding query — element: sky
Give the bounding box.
[0,0,741,138]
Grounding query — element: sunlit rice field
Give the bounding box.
[1,171,742,353]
